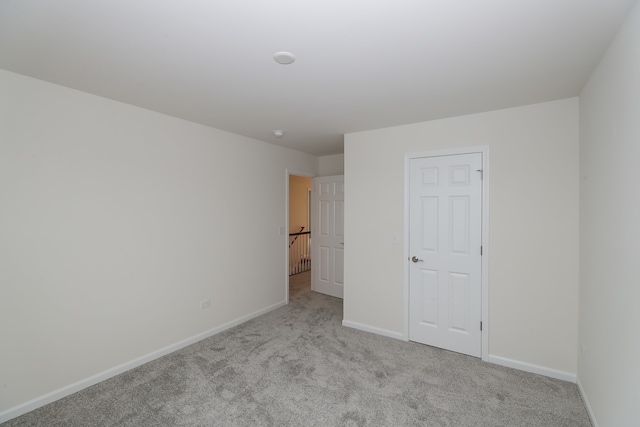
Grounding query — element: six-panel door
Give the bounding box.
[311,175,344,299]
[409,153,482,357]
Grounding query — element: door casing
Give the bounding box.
[403,146,490,361]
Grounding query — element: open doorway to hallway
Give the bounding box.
[288,174,312,299]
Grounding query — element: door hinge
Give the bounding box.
[480,321,483,331]
[480,246,483,256]
[477,169,483,180]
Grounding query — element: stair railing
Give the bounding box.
[289,227,311,275]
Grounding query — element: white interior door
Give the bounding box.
[311,175,344,299]
[409,153,482,357]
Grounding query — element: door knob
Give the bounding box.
[411,256,423,263]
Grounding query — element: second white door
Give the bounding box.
[311,175,344,299]
[409,153,482,357]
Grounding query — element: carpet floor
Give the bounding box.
[4,272,591,426]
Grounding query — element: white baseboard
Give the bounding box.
[339,323,576,384]
[487,354,576,383]
[576,377,598,427]
[342,320,406,341]
[0,300,287,424]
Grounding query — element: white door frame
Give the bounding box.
[403,146,490,361]
[285,169,315,305]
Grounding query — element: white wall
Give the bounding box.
[578,2,640,426]
[0,70,317,417]
[344,98,580,376]
[317,153,344,176]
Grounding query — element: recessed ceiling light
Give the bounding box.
[273,130,284,138]
[273,52,295,65]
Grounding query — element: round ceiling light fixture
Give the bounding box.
[273,51,295,65]
[273,130,284,138]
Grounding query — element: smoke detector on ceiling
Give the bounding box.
[273,130,284,138]
[273,52,295,65]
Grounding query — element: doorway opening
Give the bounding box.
[286,171,345,303]
[287,173,313,302]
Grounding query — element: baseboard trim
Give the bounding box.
[487,355,576,383]
[576,377,598,427]
[0,300,287,424]
[342,320,406,341]
[341,322,577,384]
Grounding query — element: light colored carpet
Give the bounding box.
[4,271,591,426]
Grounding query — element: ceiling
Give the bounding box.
[0,1,636,156]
